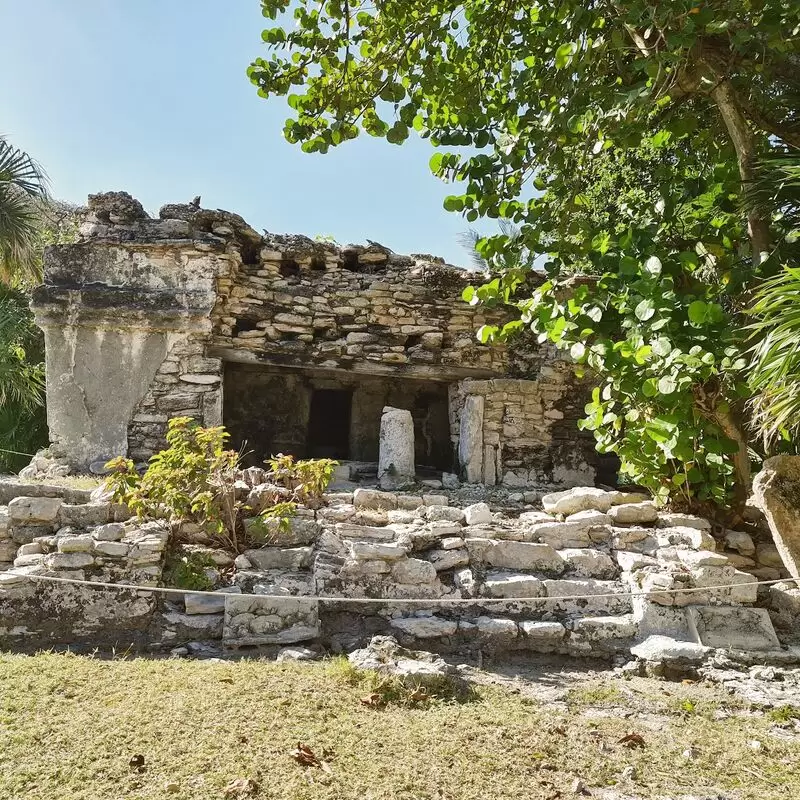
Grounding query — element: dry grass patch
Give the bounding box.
[0,653,797,799]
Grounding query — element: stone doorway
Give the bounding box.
[307,388,352,459]
[223,362,453,471]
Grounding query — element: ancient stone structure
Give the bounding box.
[0,479,796,661]
[29,191,601,488]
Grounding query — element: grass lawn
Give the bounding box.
[0,652,798,800]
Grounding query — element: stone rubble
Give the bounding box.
[0,479,796,663]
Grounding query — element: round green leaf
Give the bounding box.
[635,299,655,321]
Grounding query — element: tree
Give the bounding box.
[249,1,800,513]
[0,136,49,283]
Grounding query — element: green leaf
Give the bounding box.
[658,376,677,394]
[555,42,576,69]
[687,300,708,325]
[570,342,586,360]
[476,325,495,344]
[635,299,655,321]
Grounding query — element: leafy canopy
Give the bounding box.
[250,1,800,511]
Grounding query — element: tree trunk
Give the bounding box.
[709,78,771,265]
[713,402,752,520]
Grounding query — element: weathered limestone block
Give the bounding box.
[0,540,18,561]
[658,526,716,552]
[752,455,800,578]
[768,581,800,628]
[58,503,110,528]
[607,501,658,525]
[614,550,658,572]
[463,502,492,526]
[425,547,469,572]
[676,549,729,568]
[571,615,638,642]
[223,595,319,645]
[519,621,566,644]
[244,546,314,570]
[8,496,62,525]
[724,530,756,556]
[57,534,94,553]
[526,521,593,549]
[353,488,398,511]
[349,541,408,561]
[542,487,614,515]
[243,516,319,547]
[44,552,94,570]
[630,635,709,665]
[14,553,45,567]
[426,505,465,524]
[475,616,518,640]
[390,616,457,638]
[543,579,632,614]
[558,548,618,579]
[686,606,780,651]
[391,557,437,585]
[458,394,484,483]
[184,586,241,615]
[335,523,395,542]
[92,541,129,557]
[482,572,545,598]
[378,407,415,489]
[469,539,565,573]
[92,523,126,542]
[656,513,711,531]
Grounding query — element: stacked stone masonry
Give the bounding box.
[0,480,796,660]
[30,191,599,487]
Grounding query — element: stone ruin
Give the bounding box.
[0,479,797,674]
[27,190,605,489]
[0,190,798,673]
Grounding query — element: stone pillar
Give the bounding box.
[752,455,800,579]
[378,406,415,489]
[458,394,484,483]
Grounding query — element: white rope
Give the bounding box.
[3,569,798,605]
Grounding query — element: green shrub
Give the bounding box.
[104,417,337,552]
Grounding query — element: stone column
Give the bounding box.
[378,406,415,489]
[458,394,484,483]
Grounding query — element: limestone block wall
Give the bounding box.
[0,480,795,657]
[31,192,597,487]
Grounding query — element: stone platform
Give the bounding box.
[0,480,796,663]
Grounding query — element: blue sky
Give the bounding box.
[0,0,488,265]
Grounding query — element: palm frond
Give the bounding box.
[0,137,49,284]
[742,152,800,235]
[747,264,800,440]
[0,139,49,198]
[456,228,490,272]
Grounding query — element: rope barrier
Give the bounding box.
[0,448,38,459]
[2,569,797,606]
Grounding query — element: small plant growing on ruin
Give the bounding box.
[104,417,338,552]
[163,549,218,591]
[265,453,338,505]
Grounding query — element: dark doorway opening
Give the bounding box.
[307,389,352,459]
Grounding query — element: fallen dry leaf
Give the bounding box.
[223,777,259,797]
[290,742,332,771]
[618,732,646,749]
[360,693,384,708]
